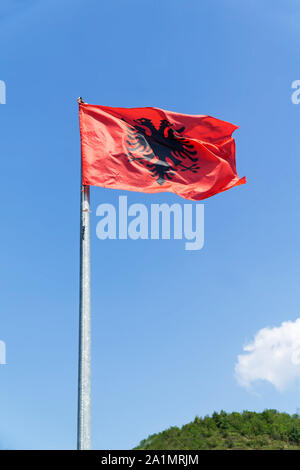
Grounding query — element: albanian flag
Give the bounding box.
[78,102,246,201]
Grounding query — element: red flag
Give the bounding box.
[78,102,246,201]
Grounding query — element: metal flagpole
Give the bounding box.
[77,98,92,450]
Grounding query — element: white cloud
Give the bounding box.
[235,318,300,391]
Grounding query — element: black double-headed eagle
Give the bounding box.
[122,118,199,185]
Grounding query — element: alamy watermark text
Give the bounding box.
[96,196,204,251]
[0,340,6,364]
[0,80,6,104]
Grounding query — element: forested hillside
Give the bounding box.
[135,410,300,450]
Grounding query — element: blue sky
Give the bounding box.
[1,0,300,450]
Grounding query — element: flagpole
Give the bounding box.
[77,98,91,450]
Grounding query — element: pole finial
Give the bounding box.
[77,97,85,104]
